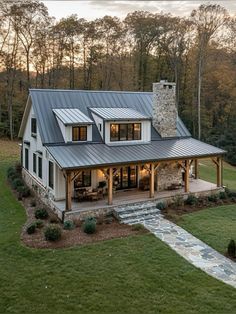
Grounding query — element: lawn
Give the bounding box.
[199,159,236,190]
[1,140,236,313]
[178,205,236,255]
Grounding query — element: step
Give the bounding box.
[114,202,156,214]
[119,207,161,220]
[122,214,160,225]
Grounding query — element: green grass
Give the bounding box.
[199,159,236,190]
[1,141,236,313]
[178,205,236,255]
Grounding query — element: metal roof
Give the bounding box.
[29,89,191,144]
[90,107,151,121]
[53,108,93,125]
[46,138,225,169]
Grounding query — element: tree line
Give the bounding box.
[0,0,236,164]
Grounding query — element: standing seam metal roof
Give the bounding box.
[53,108,93,125]
[46,137,225,169]
[29,89,191,144]
[90,107,151,120]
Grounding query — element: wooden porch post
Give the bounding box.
[65,171,72,211]
[217,156,222,187]
[149,163,155,198]
[108,167,113,205]
[194,159,199,179]
[185,160,190,192]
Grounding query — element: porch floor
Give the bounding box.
[52,179,221,214]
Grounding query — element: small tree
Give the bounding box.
[227,240,236,258]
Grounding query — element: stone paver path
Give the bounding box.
[142,217,236,289]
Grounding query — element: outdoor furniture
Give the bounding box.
[86,191,99,201]
[167,183,182,190]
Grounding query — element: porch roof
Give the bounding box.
[46,137,225,170]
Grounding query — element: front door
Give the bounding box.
[114,166,137,190]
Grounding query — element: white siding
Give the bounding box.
[91,112,104,139]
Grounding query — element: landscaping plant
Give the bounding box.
[83,217,96,234]
[35,208,49,219]
[227,240,236,258]
[44,224,62,241]
[26,223,36,235]
[63,220,75,230]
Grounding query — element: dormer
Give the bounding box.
[53,108,93,143]
[90,107,151,145]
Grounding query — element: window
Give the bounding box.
[74,170,91,188]
[31,118,37,136]
[25,148,29,170]
[48,161,54,189]
[33,153,37,173]
[72,126,87,141]
[38,156,42,179]
[110,123,141,142]
[98,123,102,132]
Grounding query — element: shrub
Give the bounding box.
[227,240,236,258]
[225,188,236,198]
[156,201,166,210]
[173,194,184,207]
[185,194,198,206]
[12,178,24,189]
[17,185,31,197]
[35,219,44,228]
[219,191,227,200]
[131,224,146,231]
[208,194,218,203]
[83,217,96,234]
[63,220,75,230]
[35,208,49,219]
[44,224,62,241]
[7,166,16,178]
[26,223,36,234]
[30,199,37,207]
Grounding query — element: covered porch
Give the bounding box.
[53,178,222,214]
[55,156,223,214]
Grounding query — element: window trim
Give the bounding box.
[72,126,87,141]
[110,123,141,142]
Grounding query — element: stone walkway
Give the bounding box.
[142,217,236,289]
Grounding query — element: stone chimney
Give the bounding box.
[152,80,177,138]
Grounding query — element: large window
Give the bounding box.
[31,118,37,136]
[74,170,91,188]
[38,156,42,179]
[72,126,87,141]
[24,148,29,170]
[33,153,37,173]
[48,161,54,189]
[110,123,141,142]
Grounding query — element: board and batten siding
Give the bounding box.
[22,105,56,196]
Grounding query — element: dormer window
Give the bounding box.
[110,123,141,142]
[31,118,37,137]
[72,126,87,141]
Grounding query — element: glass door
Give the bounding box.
[115,166,137,189]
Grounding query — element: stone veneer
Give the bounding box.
[153,81,177,137]
[157,163,182,191]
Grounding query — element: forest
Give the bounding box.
[0,1,236,164]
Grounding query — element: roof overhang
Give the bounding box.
[46,138,226,170]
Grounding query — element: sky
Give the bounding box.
[42,0,236,20]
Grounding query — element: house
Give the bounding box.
[18,81,225,220]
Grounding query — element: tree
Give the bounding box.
[191,4,229,139]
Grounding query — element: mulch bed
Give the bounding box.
[20,194,148,249]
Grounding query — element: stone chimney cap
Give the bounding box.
[153,81,176,86]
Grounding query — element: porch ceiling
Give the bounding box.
[46,137,225,170]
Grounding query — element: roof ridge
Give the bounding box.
[29,89,152,95]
